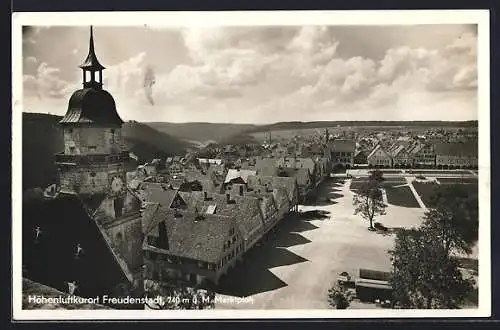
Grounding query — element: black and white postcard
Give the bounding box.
[12,10,491,320]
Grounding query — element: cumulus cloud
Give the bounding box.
[23,25,478,122]
[23,62,71,99]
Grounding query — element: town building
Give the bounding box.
[367,144,393,168]
[328,139,356,168]
[408,142,436,168]
[435,142,478,169]
[142,205,243,286]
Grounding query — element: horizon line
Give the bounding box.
[22,111,478,125]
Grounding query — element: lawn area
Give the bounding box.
[383,184,420,208]
[383,177,407,184]
[410,170,471,176]
[412,181,439,207]
[440,183,478,197]
[412,181,478,208]
[437,177,478,184]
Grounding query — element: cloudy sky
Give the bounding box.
[22,24,478,123]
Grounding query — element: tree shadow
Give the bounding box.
[298,210,331,221]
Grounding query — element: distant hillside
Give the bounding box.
[122,121,192,161]
[217,133,260,146]
[146,122,257,144]
[22,113,191,191]
[246,120,478,133]
[22,113,64,192]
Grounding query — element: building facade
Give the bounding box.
[367,145,393,168]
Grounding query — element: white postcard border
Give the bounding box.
[11,9,491,320]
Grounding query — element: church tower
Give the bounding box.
[56,26,128,199]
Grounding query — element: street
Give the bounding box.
[215,177,426,309]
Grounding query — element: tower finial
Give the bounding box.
[79,25,105,72]
[90,25,94,50]
[79,25,106,89]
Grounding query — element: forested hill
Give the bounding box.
[22,113,191,191]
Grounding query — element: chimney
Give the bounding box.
[239,185,244,196]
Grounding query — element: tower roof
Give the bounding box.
[59,88,123,126]
[79,26,106,71]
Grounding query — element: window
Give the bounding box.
[113,197,124,218]
[68,128,73,134]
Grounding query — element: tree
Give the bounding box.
[327,285,352,309]
[389,229,474,309]
[144,280,215,310]
[353,170,387,230]
[421,184,478,257]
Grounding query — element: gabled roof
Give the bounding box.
[177,191,264,241]
[367,144,392,159]
[434,142,478,157]
[329,139,356,153]
[389,144,406,157]
[141,202,160,233]
[139,182,179,207]
[143,207,235,263]
[247,175,297,203]
[224,169,257,184]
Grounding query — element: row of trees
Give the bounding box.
[348,171,478,309]
[390,184,478,308]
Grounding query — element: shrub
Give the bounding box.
[327,286,351,309]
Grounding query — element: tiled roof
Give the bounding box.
[178,191,264,241]
[329,139,356,153]
[367,144,392,159]
[224,169,257,184]
[434,142,478,157]
[143,207,235,263]
[247,175,297,204]
[276,157,316,173]
[141,202,160,233]
[140,183,179,207]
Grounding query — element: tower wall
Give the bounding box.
[63,126,123,155]
[104,217,144,272]
[94,191,143,272]
[58,163,126,195]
